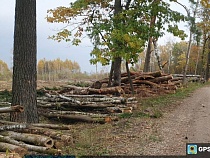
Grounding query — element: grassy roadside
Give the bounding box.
[131,82,210,119]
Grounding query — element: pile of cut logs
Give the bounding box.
[37,93,137,124]
[95,71,177,97]
[0,113,72,156]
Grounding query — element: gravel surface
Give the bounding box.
[142,86,210,155]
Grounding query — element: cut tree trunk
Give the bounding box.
[132,80,160,88]
[41,113,117,124]
[60,85,124,95]
[17,127,73,144]
[88,86,124,95]
[58,94,81,105]
[0,131,54,148]
[149,75,173,83]
[31,123,70,130]
[0,135,60,155]
[0,105,24,113]
[0,142,27,157]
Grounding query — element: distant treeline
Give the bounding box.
[37,58,80,81]
[0,58,81,81]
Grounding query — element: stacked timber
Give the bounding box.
[0,107,66,155]
[37,93,137,124]
[94,71,177,97]
[172,74,204,85]
[0,120,72,156]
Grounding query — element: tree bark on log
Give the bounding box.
[170,77,183,82]
[31,123,70,130]
[88,86,125,95]
[39,95,127,104]
[0,105,24,113]
[0,142,27,157]
[41,113,117,124]
[0,131,54,148]
[61,85,124,95]
[132,80,160,88]
[38,101,126,109]
[0,120,70,130]
[61,94,108,98]
[58,94,81,105]
[17,127,73,144]
[0,124,28,131]
[143,71,162,77]
[149,75,173,83]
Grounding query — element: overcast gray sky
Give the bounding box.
[0,0,189,73]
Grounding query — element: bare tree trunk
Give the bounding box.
[143,0,160,72]
[183,31,193,84]
[182,0,199,84]
[11,0,39,123]
[112,57,122,86]
[112,0,122,86]
[144,37,153,72]
[153,39,162,71]
[195,45,200,75]
[200,30,209,77]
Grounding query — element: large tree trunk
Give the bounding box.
[112,57,122,86]
[11,0,38,123]
[144,37,153,72]
[108,61,114,87]
[182,0,199,84]
[153,39,162,71]
[143,0,160,72]
[200,31,207,77]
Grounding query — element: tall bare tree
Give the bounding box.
[11,0,39,123]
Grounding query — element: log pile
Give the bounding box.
[172,74,205,85]
[0,120,72,156]
[0,107,69,155]
[37,93,137,124]
[95,71,177,97]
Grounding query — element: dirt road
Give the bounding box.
[142,86,210,155]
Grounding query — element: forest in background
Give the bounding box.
[0,39,206,81]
